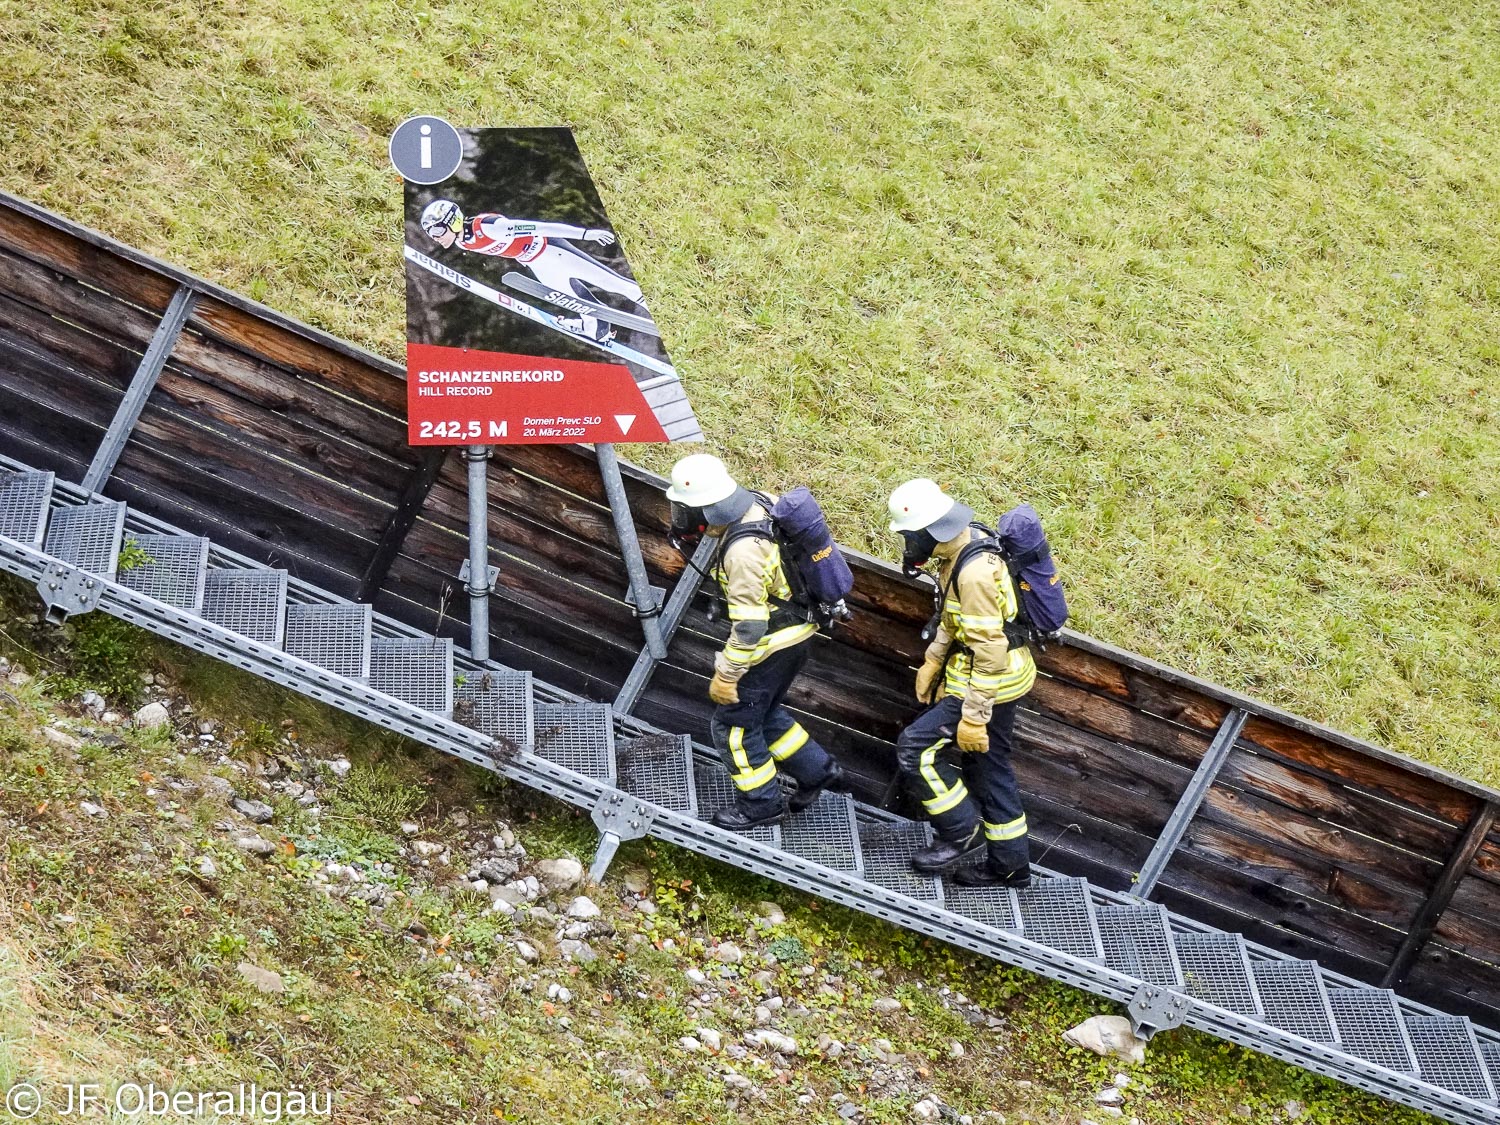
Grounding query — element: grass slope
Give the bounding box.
[0,595,1442,1123]
[0,5,1496,773]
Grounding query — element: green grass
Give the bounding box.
[4,0,1496,782]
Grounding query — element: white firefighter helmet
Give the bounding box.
[666,454,738,509]
[421,199,462,241]
[887,478,957,533]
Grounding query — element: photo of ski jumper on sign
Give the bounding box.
[419,201,651,345]
[402,126,701,446]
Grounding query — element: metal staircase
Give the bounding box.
[0,457,1496,1124]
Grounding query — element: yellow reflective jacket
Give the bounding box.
[923,528,1037,722]
[712,500,817,680]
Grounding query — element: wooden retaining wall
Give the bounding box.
[1,191,1496,1026]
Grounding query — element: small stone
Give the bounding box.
[490,882,529,906]
[1096,1087,1123,1106]
[1064,1015,1148,1066]
[513,940,539,963]
[913,1100,942,1122]
[1113,1074,1130,1089]
[755,901,786,925]
[755,1005,772,1025]
[546,983,573,1003]
[814,1034,844,1058]
[535,857,584,894]
[231,798,275,824]
[449,810,470,828]
[237,963,285,994]
[1283,1102,1304,1121]
[722,1073,752,1091]
[837,1104,860,1120]
[621,866,650,895]
[101,711,121,723]
[133,701,171,727]
[697,1027,723,1051]
[412,841,444,858]
[712,942,744,965]
[565,895,601,920]
[635,899,657,915]
[79,800,108,818]
[679,1036,702,1052]
[1233,1107,1252,1120]
[873,997,902,1013]
[948,1040,965,1059]
[44,726,81,750]
[399,821,420,836]
[478,857,519,884]
[195,856,217,879]
[747,1030,796,1055]
[557,939,596,963]
[685,969,708,985]
[326,758,351,778]
[233,835,275,857]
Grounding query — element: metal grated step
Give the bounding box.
[1095,903,1185,988]
[44,500,126,578]
[779,791,862,875]
[454,670,534,751]
[201,568,287,646]
[857,819,944,906]
[693,760,781,848]
[1404,1016,1497,1103]
[1481,1042,1500,1095]
[1175,931,1263,1016]
[533,702,616,784]
[1328,988,1420,1075]
[943,878,1022,933]
[0,469,53,546]
[1013,877,1105,962]
[617,734,697,816]
[284,602,371,680]
[370,636,453,716]
[116,534,208,611]
[1253,960,1340,1044]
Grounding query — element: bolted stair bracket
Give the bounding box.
[1129,983,1191,1040]
[36,562,103,623]
[588,791,655,883]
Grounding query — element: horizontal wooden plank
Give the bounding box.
[0,288,140,396]
[0,242,165,356]
[1029,674,1214,770]
[1434,875,1500,965]
[1155,848,1399,980]
[188,295,407,418]
[1020,790,1160,893]
[1401,948,1500,1029]
[0,205,179,314]
[1220,745,1462,862]
[0,415,91,484]
[1240,716,1473,826]
[164,332,418,471]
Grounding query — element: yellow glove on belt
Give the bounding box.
[914,655,946,704]
[955,717,989,753]
[708,670,740,706]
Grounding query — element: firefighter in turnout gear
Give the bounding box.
[888,479,1037,887]
[666,454,844,831]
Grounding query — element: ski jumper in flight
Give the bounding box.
[420,199,644,342]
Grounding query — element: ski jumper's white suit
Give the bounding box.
[458,215,644,308]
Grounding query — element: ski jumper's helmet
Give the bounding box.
[421,199,463,241]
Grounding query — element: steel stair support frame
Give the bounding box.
[1382,800,1500,990]
[2,473,1499,1122]
[81,285,197,494]
[596,442,666,660]
[462,446,493,662]
[1133,707,1249,900]
[356,447,449,603]
[614,534,716,714]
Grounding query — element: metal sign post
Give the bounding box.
[464,445,492,662]
[596,443,666,660]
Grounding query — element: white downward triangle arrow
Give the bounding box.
[615,414,635,435]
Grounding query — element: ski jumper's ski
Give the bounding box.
[500,272,661,337]
[404,246,676,378]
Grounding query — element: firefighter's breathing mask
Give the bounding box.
[899,527,939,578]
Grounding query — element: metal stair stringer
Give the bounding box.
[0,459,1498,1125]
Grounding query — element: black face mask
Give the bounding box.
[899,528,939,577]
[669,502,708,555]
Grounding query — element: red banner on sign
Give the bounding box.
[406,343,667,445]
